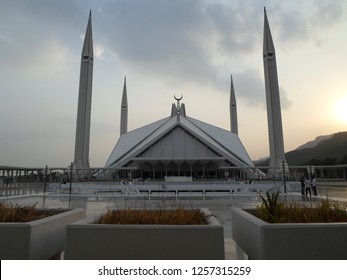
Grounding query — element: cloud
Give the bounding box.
[95,44,105,60]
[98,1,213,81]
[279,86,292,109]
[0,0,301,110]
[313,0,343,27]
[0,0,344,166]
[233,69,292,110]
[234,69,265,107]
[205,1,262,57]
[276,10,310,45]
[266,0,345,49]
[94,1,266,88]
[1,1,295,112]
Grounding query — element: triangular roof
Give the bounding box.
[105,110,255,177]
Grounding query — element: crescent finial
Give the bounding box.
[174,94,183,101]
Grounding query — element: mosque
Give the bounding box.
[73,9,287,181]
[104,78,257,180]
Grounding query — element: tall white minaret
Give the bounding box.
[263,8,287,176]
[74,11,93,172]
[120,76,128,135]
[229,75,238,135]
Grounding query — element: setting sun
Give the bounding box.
[334,96,347,123]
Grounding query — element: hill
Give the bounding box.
[254,131,347,166]
[295,134,333,150]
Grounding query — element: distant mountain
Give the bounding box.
[295,134,333,150]
[253,156,269,163]
[254,131,347,166]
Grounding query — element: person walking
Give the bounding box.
[305,177,312,197]
[312,175,318,195]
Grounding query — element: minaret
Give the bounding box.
[229,75,238,135]
[74,11,93,173]
[120,76,128,135]
[263,8,288,177]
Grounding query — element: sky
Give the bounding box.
[0,0,347,168]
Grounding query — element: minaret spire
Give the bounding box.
[120,76,128,135]
[263,8,275,57]
[229,75,238,135]
[263,8,288,177]
[82,11,93,58]
[74,12,94,175]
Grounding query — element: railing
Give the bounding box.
[0,182,44,197]
[1,164,347,197]
[45,180,300,198]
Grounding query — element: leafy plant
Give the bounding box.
[95,208,209,225]
[0,202,61,222]
[257,191,283,223]
[255,192,347,223]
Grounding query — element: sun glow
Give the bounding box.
[334,96,347,123]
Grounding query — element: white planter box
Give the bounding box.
[0,208,85,260]
[65,208,224,260]
[231,208,347,260]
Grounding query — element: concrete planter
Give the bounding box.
[0,208,85,260]
[65,208,224,260]
[231,208,347,260]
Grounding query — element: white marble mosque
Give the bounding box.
[73,9,287,180]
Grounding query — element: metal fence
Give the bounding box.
[1,164,347,197]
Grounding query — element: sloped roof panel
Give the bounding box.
[113,117,178,167]
[183,117,253,166]
[105,117,171,166]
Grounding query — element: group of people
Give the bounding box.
[300,175,318,196]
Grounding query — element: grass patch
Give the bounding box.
[254,192,347,223]
[95,208,209,225]
[0,202,63,222]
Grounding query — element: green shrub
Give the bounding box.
[255,192,347,223]
[0,202,60,222]
[95,208,209,225]
[257,191,283,223]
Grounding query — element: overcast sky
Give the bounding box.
[1,0,346,168]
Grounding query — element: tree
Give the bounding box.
[340,154,347,164]
[322,157,338,165]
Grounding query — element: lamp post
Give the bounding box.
[43,165,48,193]
[282,161,287,193]
[307,165,315,180]
[42,165,48,207]
[69,162,74,208]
